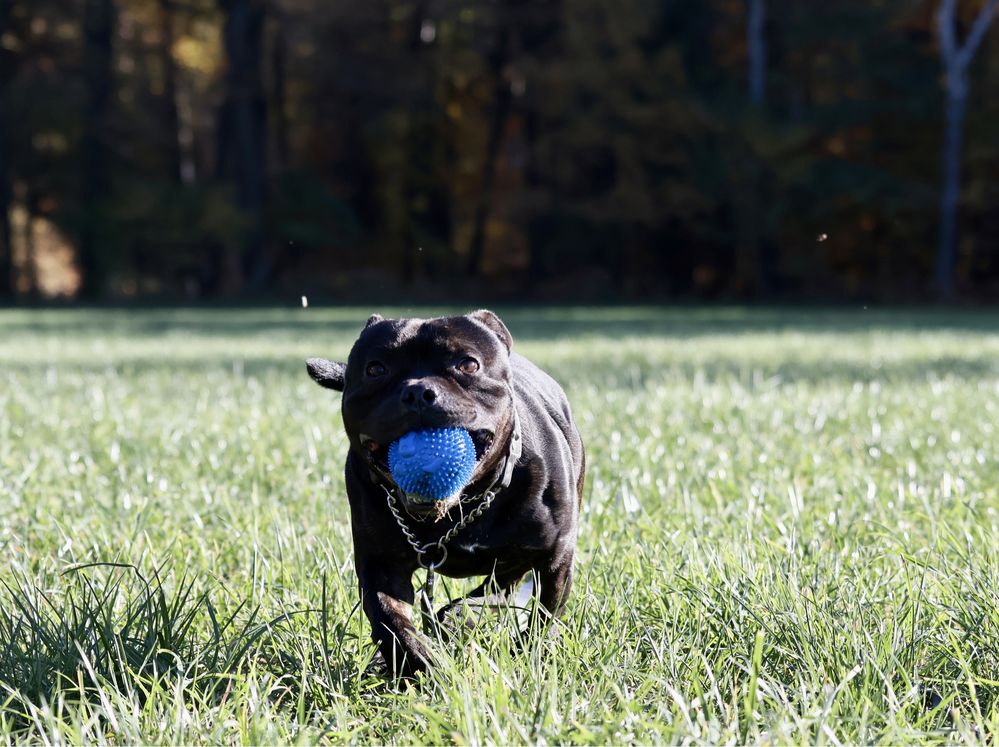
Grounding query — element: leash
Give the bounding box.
[378,406,522,632]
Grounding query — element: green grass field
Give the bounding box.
[1,307,998,744]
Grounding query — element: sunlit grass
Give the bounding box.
[1,306,998,743]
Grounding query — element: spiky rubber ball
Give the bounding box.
[388,427,477,500]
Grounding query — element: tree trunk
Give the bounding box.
[0,109,12,298]
[735,0,769,297]
[0,0,13,298]
[747,0,766,107]
[158,0,182,183]
[936,74,967,299]
[217,0,268,294]
[524,107,549,293]
[934,0,997,299]
[466,17,513,278]
[79,0,115,299]
[396,1,429,287]
[396,0,453,285]
[271,17,290,175]
[731,151,768,297]
[521,1,563,293]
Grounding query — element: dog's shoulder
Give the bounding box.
[511,352,580,447]
[511,352,568,409]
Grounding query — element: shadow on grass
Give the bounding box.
[2,307,999,341]
[4,354,997,387]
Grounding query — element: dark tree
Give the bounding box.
[270,9,290,175]
[0,0,14,297]
[216,0,268,292]
[466,1,515,277]
[747,0,766,107]
[158,0,183,183]
[79,0,116,299]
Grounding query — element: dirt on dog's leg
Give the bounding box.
[536,549,574,618]
[357,560,433,678]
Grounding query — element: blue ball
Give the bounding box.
[388,427,477,500]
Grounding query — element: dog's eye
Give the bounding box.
[456,357,479,375]
[366,361,387,377]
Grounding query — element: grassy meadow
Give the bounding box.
[1,306,998,744]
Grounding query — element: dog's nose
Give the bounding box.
[401,381,439,410]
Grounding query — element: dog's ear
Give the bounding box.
[468,309,512,353]
[306,358,346,391]
[365,314,384,329]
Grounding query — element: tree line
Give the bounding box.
[0,0,997,302]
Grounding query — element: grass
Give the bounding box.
[0,305,998,744]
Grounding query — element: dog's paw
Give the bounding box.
[363,649,387,677]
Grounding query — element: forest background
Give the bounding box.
[1,0,998,303]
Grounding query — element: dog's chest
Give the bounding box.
[425,511,551,578]
[455,540,488,554]
[435,543,532,577]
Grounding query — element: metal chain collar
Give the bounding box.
[378,400,521,571]
[383,484,497,570]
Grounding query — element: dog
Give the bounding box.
[306,310,585,677]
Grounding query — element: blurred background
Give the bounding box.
[0,0,997,303]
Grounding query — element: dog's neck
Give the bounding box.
[481,404,522,495]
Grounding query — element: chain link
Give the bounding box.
[384,485,497,570]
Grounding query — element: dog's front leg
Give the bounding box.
[537,545,575,618]
[356,559,433,678]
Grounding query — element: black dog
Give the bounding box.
[306,310,585,677]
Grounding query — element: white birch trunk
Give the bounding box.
[935,0,996,298]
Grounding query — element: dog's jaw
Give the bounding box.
[355,426,505,521]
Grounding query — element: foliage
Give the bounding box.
[0,1,997,299]
[0,307,998,742]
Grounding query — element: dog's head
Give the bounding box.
[307,310,515,518]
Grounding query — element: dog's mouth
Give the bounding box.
[359,435,390,469]
[359,429,496,520]
[359,428,496,476]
